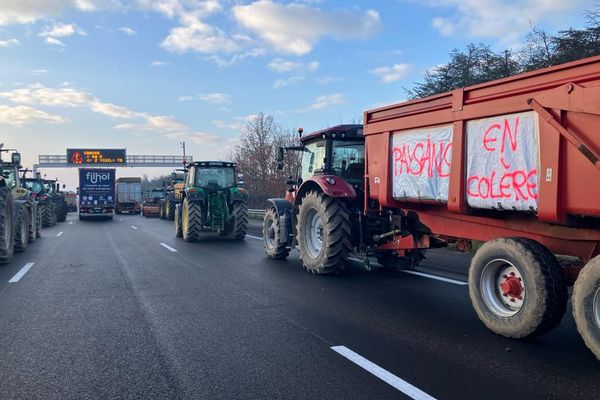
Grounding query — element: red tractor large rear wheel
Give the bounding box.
[297,191,351,274]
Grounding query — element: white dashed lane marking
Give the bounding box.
[160,243,178,252]
[331,346,437,400]
[9,263,35,283]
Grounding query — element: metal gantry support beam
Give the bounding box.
[37,154,193,168]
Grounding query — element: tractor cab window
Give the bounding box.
[301,141,326,181]
[25,180,44,194]
[332,141,365,180]
[151,190,165,199]
[195,167,235,188]
[1,167,17,189]
[43,182,55,193]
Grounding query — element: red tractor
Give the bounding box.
[263,125,379,273]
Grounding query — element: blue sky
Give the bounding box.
[0,0,592,187]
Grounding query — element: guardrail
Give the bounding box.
[248,209,266,219]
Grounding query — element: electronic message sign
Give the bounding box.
[67,149,126,165]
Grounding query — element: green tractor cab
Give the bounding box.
[175,161,248,241]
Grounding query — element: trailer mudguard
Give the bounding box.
[230,187,249,202]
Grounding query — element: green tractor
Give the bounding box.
[0,148,40,262]
[174,161,248,241]
[160,171,185,221]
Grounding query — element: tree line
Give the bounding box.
[408,8,600,99]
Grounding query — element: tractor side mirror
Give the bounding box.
[63,184,66,189]
[11,152,21,166]
[237,173,244,186]
[56,183,60,192]
[276,147,284,171]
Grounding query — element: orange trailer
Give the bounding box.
[364,56,600,359]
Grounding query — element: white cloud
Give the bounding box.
[45,37,65,46]
[40,22,85,37]
[39,22,85,46]
[370,63,410,83]
[0,0,114,25]
[0,82,223,143]
[233,1,380,55]
[32,69,49,76]
[273,76,304,89]
[212,114,258,131]
[199,93,231,104]
[117,26,136,35]
[0,38,19,47]
[0,105,67,126]
[303,93,346,111]
[178,95,195,102]
[267,58,319,73]
[426,0,581,44]
[150,60,169,67]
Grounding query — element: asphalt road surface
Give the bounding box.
[0,213,598,400]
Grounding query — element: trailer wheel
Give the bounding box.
[14,206,29,253]
[0,187,14,264]
[573,255,600,361]
[469,237,567,338]
[297,191,351,274]
[182,198,201,242]
[174,204,183,238]
[263,207,289,259]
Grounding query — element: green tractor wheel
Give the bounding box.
[223,201,248,240]
[0,187,15,264]
[165,197,175,220]
[182,198,201,242]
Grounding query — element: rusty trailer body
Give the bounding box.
[364,55,600,263]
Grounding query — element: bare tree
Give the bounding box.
[230,113,301,207]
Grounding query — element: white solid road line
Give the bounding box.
[9,263,35,283]
[160,243,178,252]
[131,225,138,230]
[348,256,467,286]
[331,346,437,400]
[400,270,467,286]
[56,232,64,237]
[246,235,262,241]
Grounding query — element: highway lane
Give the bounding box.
[0,213,597,399]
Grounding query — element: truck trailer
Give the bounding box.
[264,55,600,360]
[115,177,142,214]
[79,168,116,220]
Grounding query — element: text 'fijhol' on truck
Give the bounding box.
[174,161,248,241]
[0,146,40,263]
[263,55,600,360]
[78,168,116,221]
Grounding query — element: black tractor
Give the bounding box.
[24,174,59,227]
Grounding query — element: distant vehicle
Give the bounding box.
[142,188,164,217]
[42,179,68,223]
[159,171,185,220]
[24,176,57,227]
[115,177,142,214]
[174,161,248,241]
[79,168,116,221]
[64,191,78,212]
